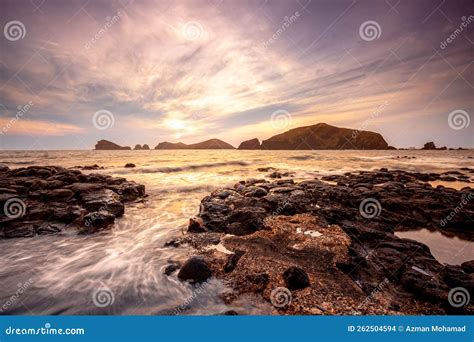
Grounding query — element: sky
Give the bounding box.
[0,0,473,150]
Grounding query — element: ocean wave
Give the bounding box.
[114,161,250,174]
[0,160,35,165]
[287,155,315,161]
[151,184,216,194]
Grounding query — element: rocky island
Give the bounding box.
[261,123,388,150]
[93,123,394,151]
[95,140,131,150]
[154,139,235,150]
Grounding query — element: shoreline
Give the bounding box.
[1,164,473,315]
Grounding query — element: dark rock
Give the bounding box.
[268,171,294,179]
[46,188,74,201]
[79,164,103,170]
[188,217,206,233]
[164,262,182,276]
[134,144,142,150]
[238,138,260,150]
[223,310,239,315]
[261,123,388,150]
[226,207,267,235]
[124,163,136,168]
[422,142,436,150]
[2,222,36,238]
[155,139,235,149]
[95,140,131,150]
[224,250,245,273]
[80,211,115,234]
[246,273,270,285]
[243,186,268,197]
[257,167,277,172]
[283,266,310,290]
[164,239,181,248]
[178,256,212,283]
[461,260,474,274]
[36,222,64,235]
[79,188,125,217]
[142,144,150,150]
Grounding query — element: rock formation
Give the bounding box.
[171,168,474,315]
[238,138,261,150]
[0,166,145,238]
[154,139,235,149]
[260,123,388,150]
[95,140,131,150]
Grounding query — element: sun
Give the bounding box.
[166,119,187,130]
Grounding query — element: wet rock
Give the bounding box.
[226,207,267,235]
[246,273,270,286]
[267,171,294,179]
[283,266,310,290]
[2,222,36,238]
[178,256,212,283]
[80,211,115,234]
[222,310,239,315]
[461,260,474,274]
[183,169,474,314]
[257,167,277,172]
[224,250,245,273]
[164,239,181,248]
[80,188,125,217]
[188,217,206,233]
[0,164,145,239]
[164,261,182,276]
[36,222,64,235]
[46,188,74,201]
[243,186,268,198]
[77,164,103,170]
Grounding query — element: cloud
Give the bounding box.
[0,0,472,149]
[0,118,84,136]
